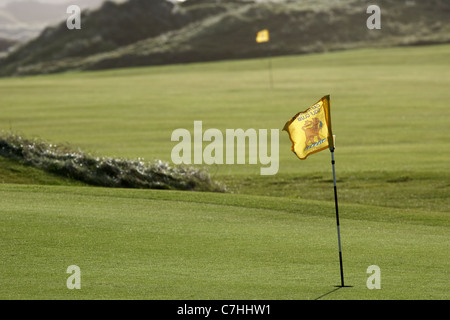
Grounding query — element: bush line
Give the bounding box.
[0,133,226,192]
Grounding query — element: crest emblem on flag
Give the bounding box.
[302,118,324,149]
[283,95,333,160]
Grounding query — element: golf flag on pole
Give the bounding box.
[256,29,269,43]
[283,95,333,160]
[283,94,347,287]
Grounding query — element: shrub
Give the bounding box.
[0,133,226,192]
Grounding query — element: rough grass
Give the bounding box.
[0,132,225,192]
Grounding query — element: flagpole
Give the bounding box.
[330,146,345,287]
[256,29,272,89]
[267,45,273,89]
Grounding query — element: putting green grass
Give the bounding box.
[0,44,449,299]
[0,184,447,299]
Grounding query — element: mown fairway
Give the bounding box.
[0,45,449,299]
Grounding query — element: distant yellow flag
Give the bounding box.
[283,95,334,160]
[256,29,269,43]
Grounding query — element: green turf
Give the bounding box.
[1,44,449,175]
[0,156,85,186]
[0,44,449,299]
[0,184,447,299]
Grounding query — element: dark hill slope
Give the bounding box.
[1,0,449,76]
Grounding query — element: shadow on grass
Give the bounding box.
[314,285,353,300]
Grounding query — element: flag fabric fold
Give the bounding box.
[283,95,334,160]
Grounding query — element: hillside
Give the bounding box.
[0,0,108,44]
[1,0,450,76]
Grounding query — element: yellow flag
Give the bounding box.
[283,95,334,160]
[256,29,269,43]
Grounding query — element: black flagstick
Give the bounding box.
[330,138,346,287]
